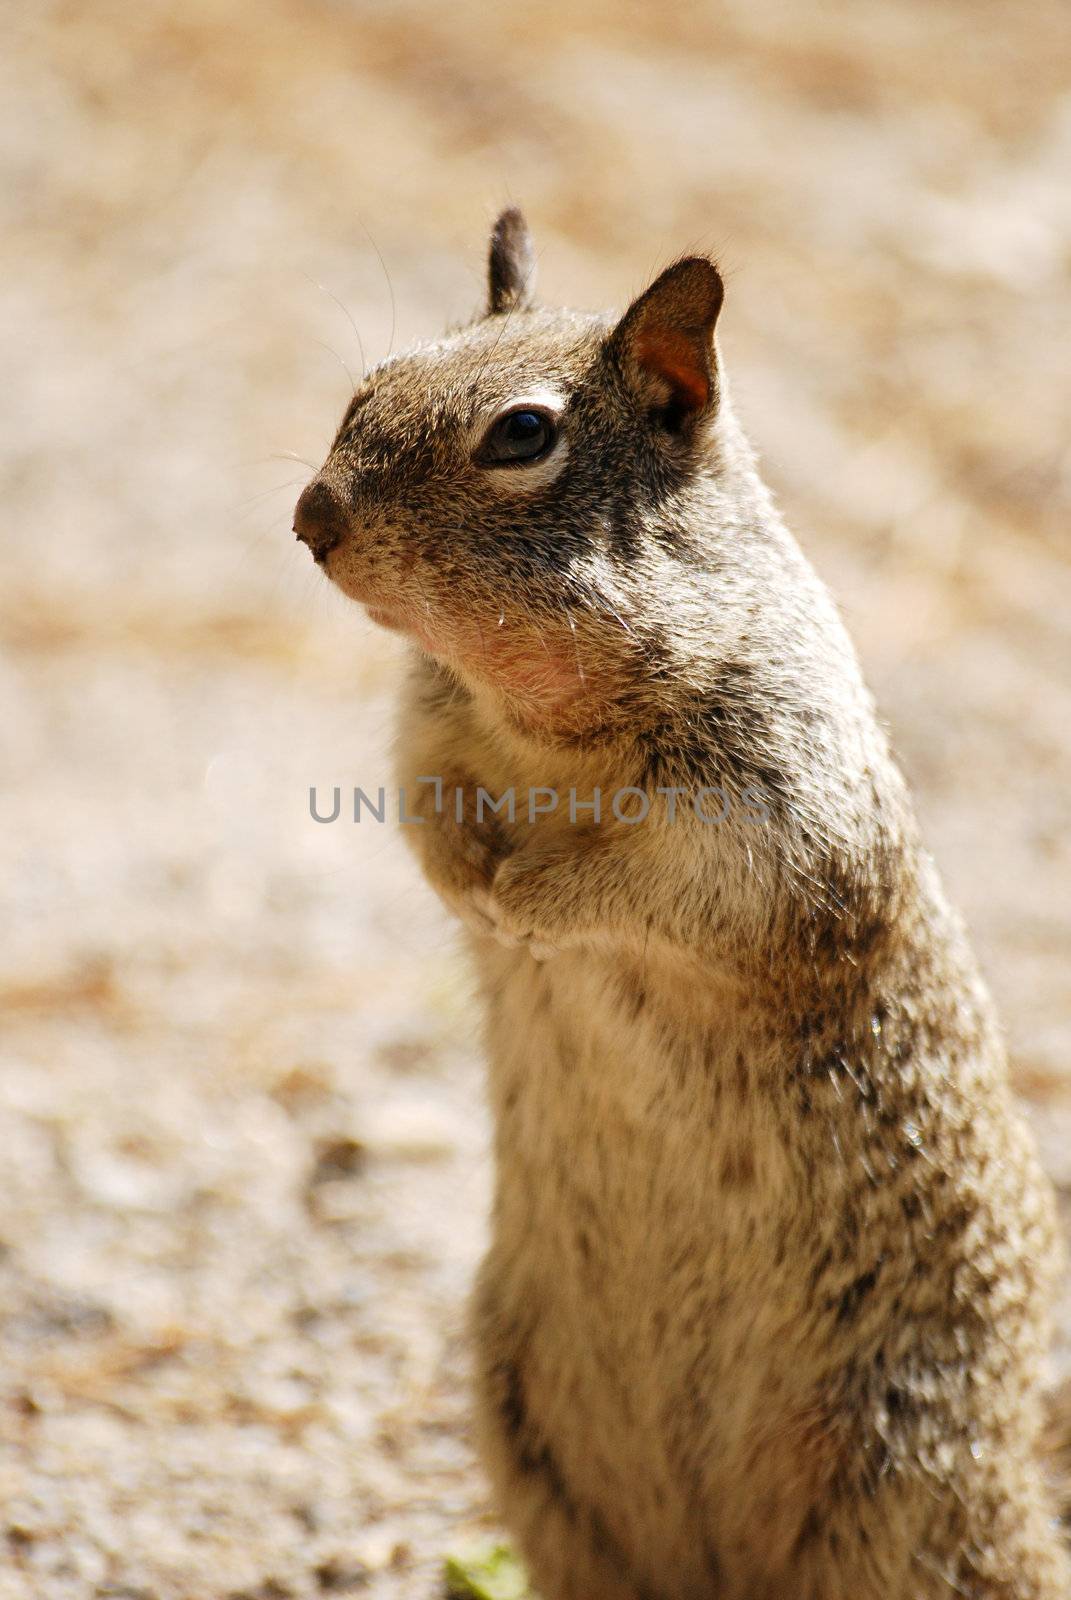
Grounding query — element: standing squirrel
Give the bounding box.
[294,210,1070,1599]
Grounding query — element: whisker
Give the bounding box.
[413,569,436,624]
[355,218,397,362]
[561,603,586,686]
[312,338,357,395]
[228,475,309,516]
[302,270,367,378]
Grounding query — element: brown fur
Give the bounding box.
[296,211,1070,1598]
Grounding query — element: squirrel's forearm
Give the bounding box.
[490,821,748,956]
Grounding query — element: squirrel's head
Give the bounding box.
[295,209,735,739]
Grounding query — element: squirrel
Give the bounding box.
[294,209,1070,1599]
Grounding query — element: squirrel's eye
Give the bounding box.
[479,407,558,466]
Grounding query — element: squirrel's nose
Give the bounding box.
[293,477,349,562]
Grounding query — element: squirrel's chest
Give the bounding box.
[478,941,798,1272]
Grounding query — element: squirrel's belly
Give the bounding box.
[476,944,829,1586]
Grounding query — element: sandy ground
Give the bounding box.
[2,1,1070,1595]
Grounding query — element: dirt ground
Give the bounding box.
[2,2,1070,1595]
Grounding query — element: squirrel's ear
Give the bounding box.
[487,207,537,315]
[609,258,724,434]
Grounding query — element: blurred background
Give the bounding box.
[2,1,1069,1595]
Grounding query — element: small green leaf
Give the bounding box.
[443,1540,532,1600]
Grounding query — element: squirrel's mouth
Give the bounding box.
[322,556,430,644]
[362,600,444,658]
[323,553,432,645]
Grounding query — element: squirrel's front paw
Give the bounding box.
[484,843,594,961]
[470,884,559,962]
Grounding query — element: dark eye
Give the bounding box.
[478,406,558,466]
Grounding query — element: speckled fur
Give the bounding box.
[300,212,1069,1598]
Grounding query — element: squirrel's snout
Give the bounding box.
[293,477,348,563]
